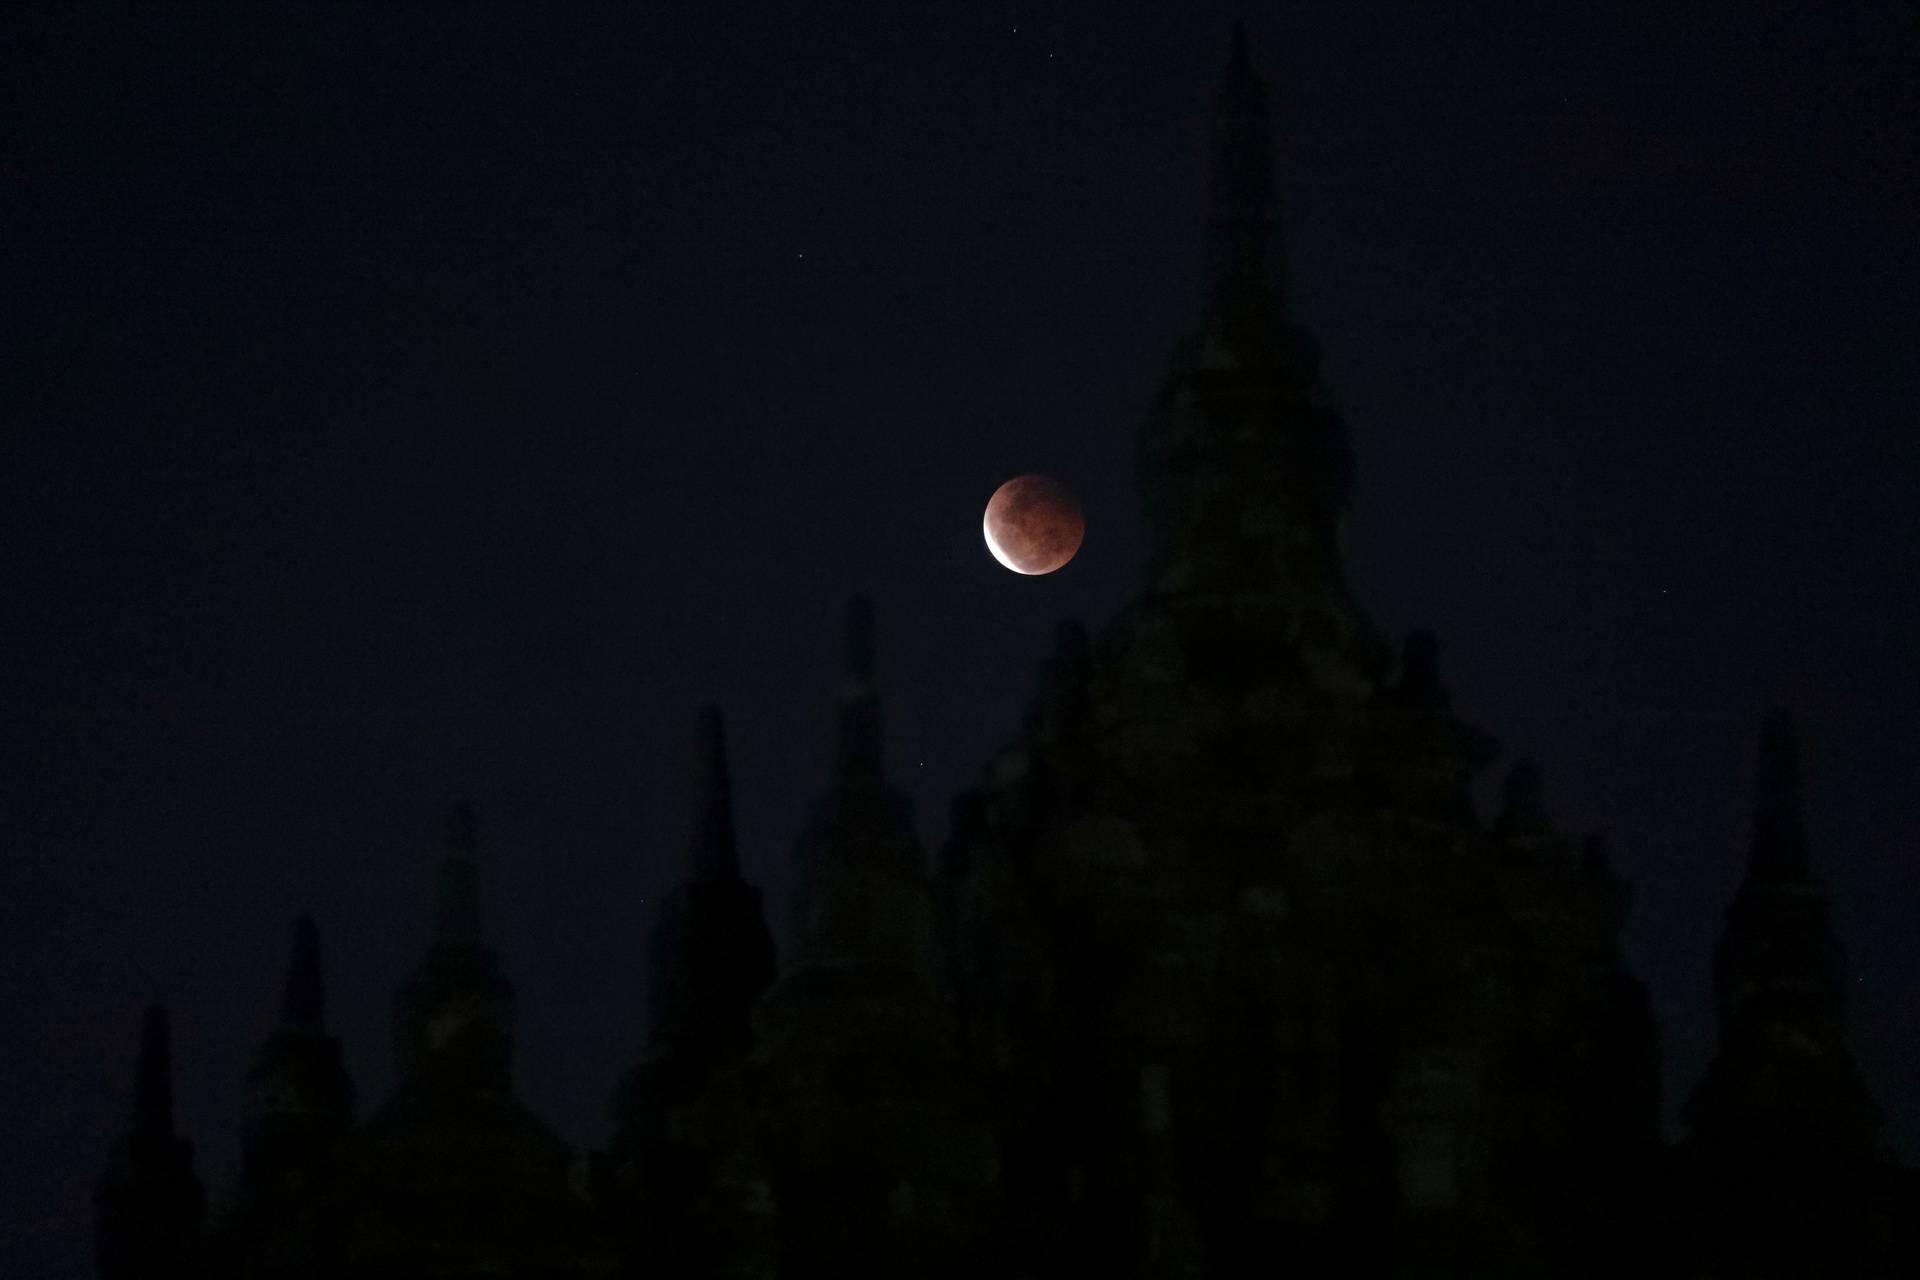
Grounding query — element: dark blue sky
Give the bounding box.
[4,4,1916,1275]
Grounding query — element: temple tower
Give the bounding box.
[218,917,357,1278]
[388,801,517,1090]
[1685,711,1884,1276]
[611,706,779,1279]
[936,25,1654,1278]
[781,595,935,975]
[94,1005,205,1280]
[753,596,995,1280]
[1138,22,1359,625]
[638,706,778,1082]
[351,804,599,1277]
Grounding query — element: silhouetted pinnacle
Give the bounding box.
[834,595,884,781]
[131,1004,175,1141]
[1749,707,1811,881]
[98,1004,206,1280]
[692,704,740,879]
[282,915,325,1031]
[1208,20,1282,318]
[435,801,484,946]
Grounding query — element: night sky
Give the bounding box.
[4,4,1916,1274]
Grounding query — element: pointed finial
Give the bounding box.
[1208,20,1282,317]
[692,704,741,879]
[435,801,484,945]
[1749,707,1810,881]
[130,1004,175,1141]
[834,595,884,780]
[282,915,325,1030]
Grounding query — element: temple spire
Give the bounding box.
[435,801,483,946]
[625,704,776,1070]
[282,914,325,1031]
[236,917,357,1250]
[692,704,741,879]
[1711,708,1845,1039]
[1686,709,1881,1273]
[1748,707,1810,882]
[130,1004,175,1142]
[834,595,884,781]
[96,1004,205,1280]
[1139,21,1354,602]
[1207,20,1283,320]
[781,596,930,971]
[392,802,516,1084]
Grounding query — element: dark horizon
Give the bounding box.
[4,4,1917,1276]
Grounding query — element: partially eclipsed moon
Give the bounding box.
[983,474,1084,575]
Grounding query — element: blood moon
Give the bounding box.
[983,475,1084,575]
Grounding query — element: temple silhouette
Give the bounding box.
[93,26,1912,1280]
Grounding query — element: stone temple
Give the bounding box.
[93,25,1912,1280]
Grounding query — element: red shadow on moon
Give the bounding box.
[984,475,1084,575]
